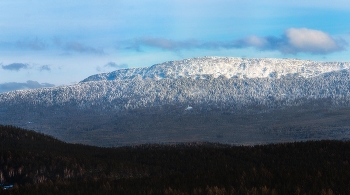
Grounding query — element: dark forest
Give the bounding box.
[1,125,349,194]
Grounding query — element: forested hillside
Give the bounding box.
[2,57,350,146]
[1,125,350,194]
[3,71,350,146]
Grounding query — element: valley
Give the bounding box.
[1,102,350,147]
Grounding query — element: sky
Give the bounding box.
[1,0,350,93]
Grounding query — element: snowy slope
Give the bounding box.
[1,57,350,111]
[81,57,350,82]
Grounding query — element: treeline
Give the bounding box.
[1,125,350,194]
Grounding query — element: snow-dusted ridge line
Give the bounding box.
[2,57,350,116]
[81,57,350,82]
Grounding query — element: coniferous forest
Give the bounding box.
[1,125,350,194]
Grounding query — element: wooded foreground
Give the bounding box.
[1,125,349,194]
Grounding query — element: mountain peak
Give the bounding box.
[81,57,349,83]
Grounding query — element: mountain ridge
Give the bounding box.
[2,56,350,146]
[81,56,350,82]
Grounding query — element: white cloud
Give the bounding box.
[286,28,342,54]
[231,28,347,55]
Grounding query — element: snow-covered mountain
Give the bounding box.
[2,56,350,110]
[81,57,350,82]
[2,57,350,146]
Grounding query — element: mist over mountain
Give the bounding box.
[1,57,350,146]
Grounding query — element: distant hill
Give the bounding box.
[1,57,350,146]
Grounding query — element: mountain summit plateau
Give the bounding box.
[81,57,350,82]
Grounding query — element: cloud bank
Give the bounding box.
[0,80,55,94]
[235,28,347,54]
[1,37,105,56]
[126,28,347,55]
[2,63,29,71]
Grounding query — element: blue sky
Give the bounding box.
[1,0,350,93]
